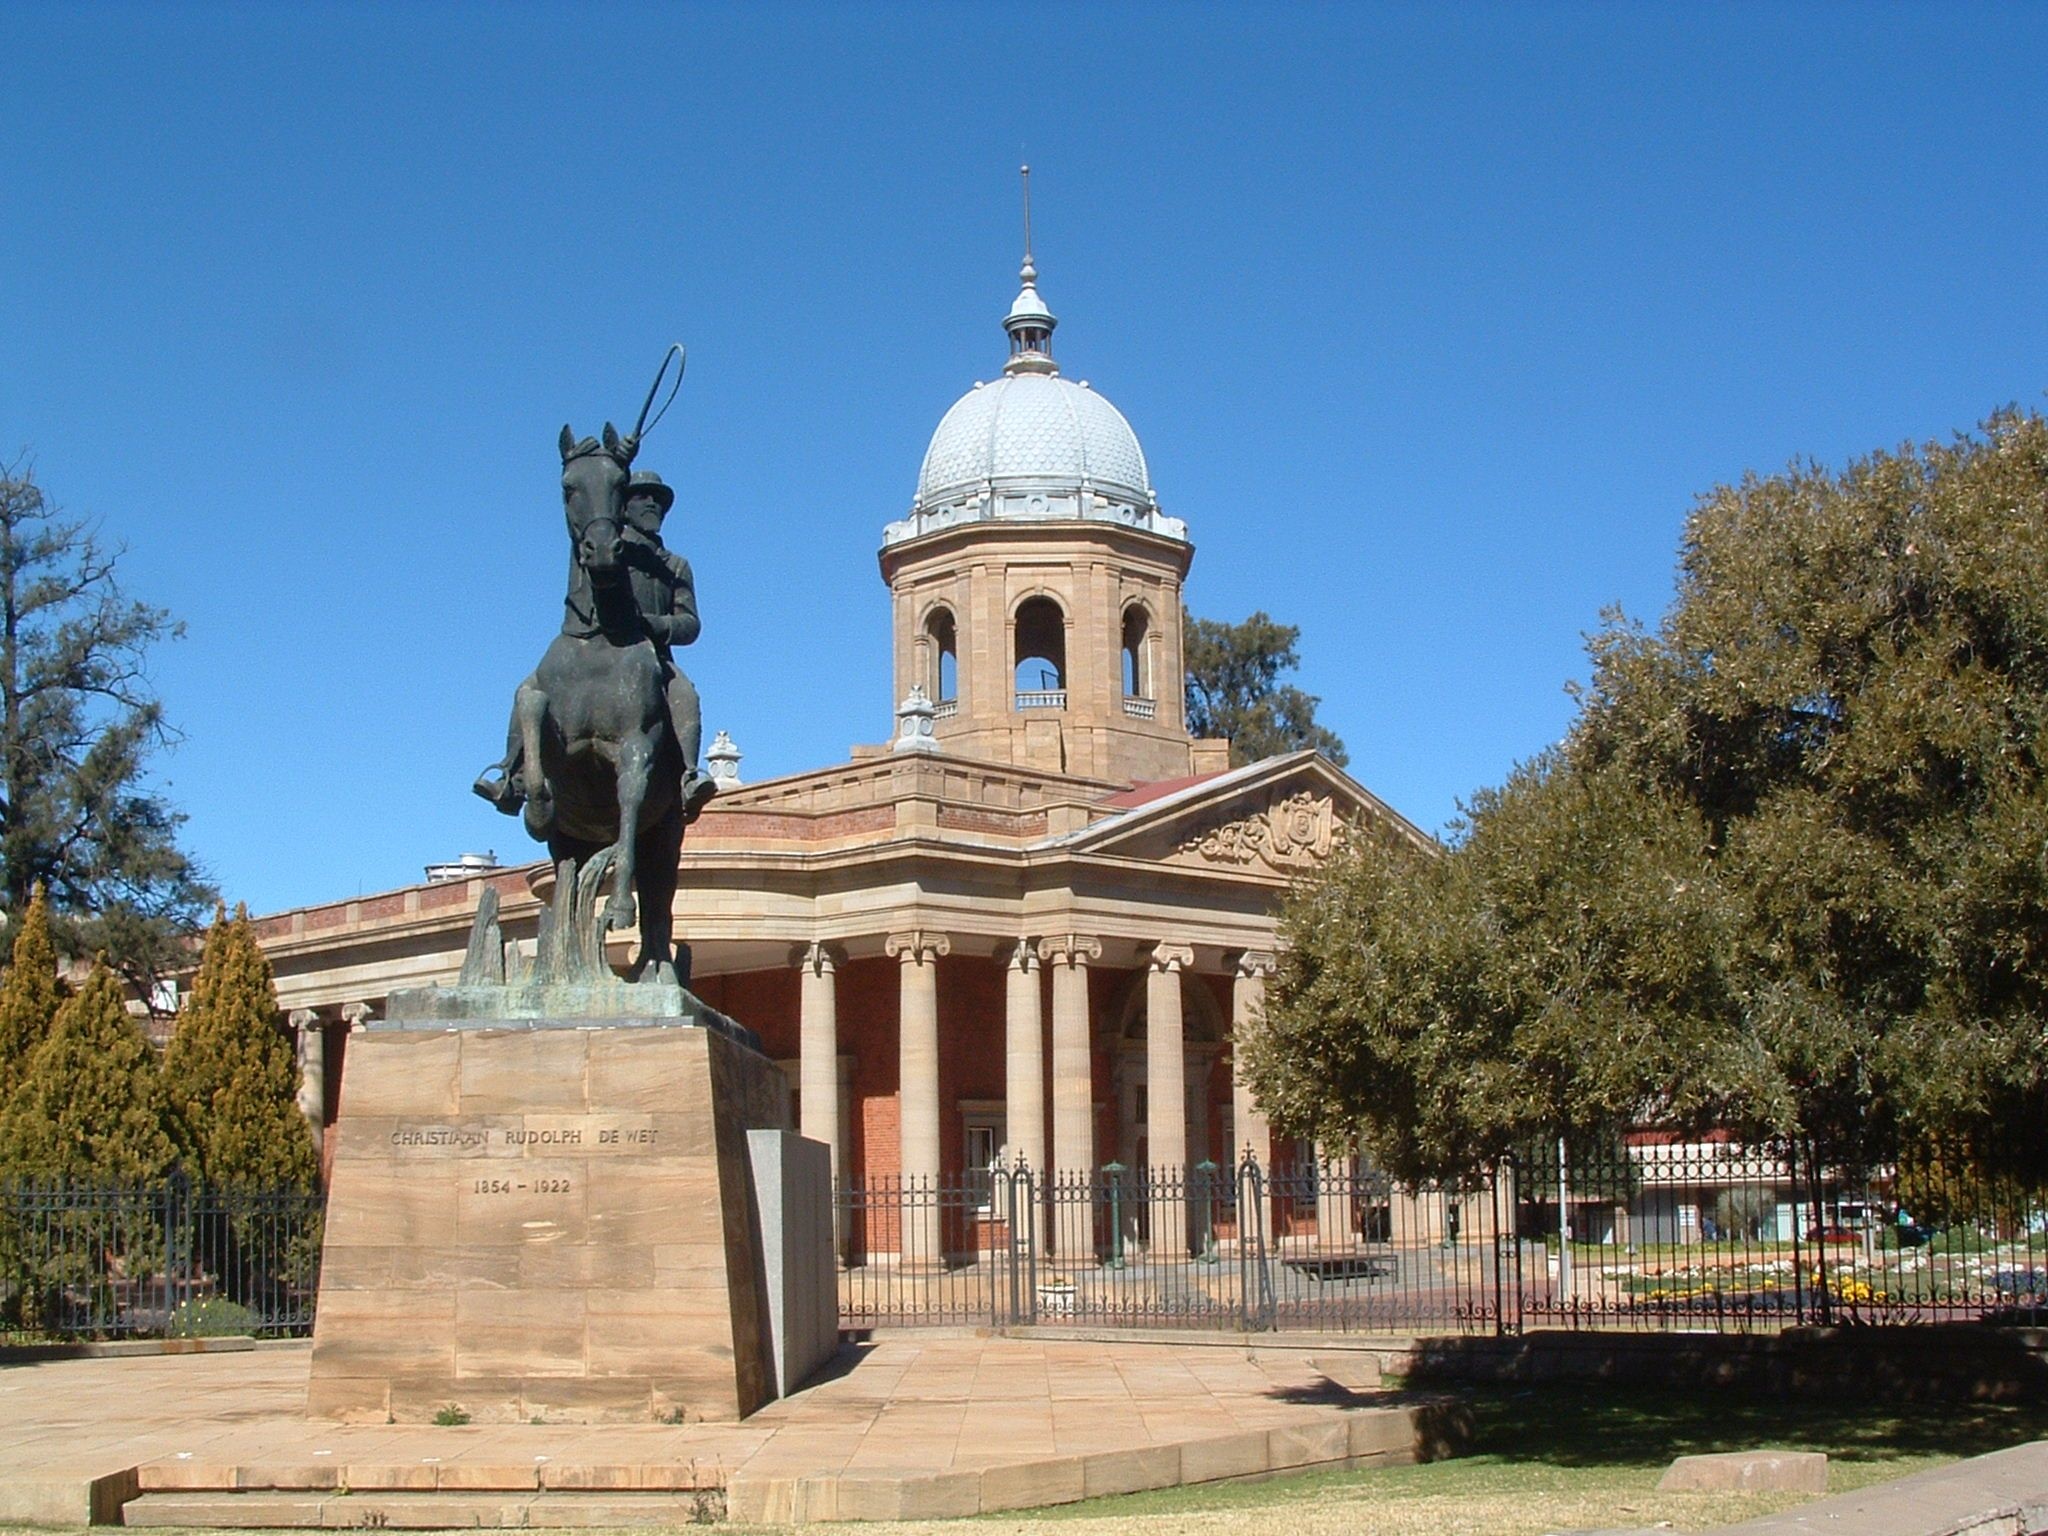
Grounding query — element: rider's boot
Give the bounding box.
[680,766,718,825]
[473,759,525,814]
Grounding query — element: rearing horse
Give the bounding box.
[511,421,685,983]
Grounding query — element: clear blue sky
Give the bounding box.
[3,2,2044,915]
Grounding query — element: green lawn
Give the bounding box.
[944,1383,2048,1534]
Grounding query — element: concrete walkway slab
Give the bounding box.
[0,1335,1466,1526]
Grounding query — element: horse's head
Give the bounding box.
[558,421,638,582]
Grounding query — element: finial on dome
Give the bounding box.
[1020,164,1036,285]
[1004,165,1057,376]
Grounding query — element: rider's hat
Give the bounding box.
[623,471,674,513]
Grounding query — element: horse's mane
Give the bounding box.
[563,437,637,469]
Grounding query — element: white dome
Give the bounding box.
[914,373,1155,512]
[880,250,1187,548]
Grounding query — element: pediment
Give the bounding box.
[1051,751,1430,877]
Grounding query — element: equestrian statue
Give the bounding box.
[473,349,715,986]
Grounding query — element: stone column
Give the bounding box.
[288,1008,325,1158]
[793,943,844,1185]
[1002,939,1045,1179]
[886,929,948,1265]
[1036,935,1100,1186]
[1145,943,1194,1254]
[1001,939,1044,1249]
[1230,951,1276,1172]
[794,941,845,1261]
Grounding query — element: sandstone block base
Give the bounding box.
[307,1019,795,1424]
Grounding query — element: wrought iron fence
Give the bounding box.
[838,1135,2048,1336]
[0,1176,325,1341]
[13,1130,2040,1344]
[836,1154,1511,1334]
[1515,1133,2048,1332]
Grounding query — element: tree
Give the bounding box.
[0,459,215,1002]
[1184,608,1348,767]
[0,884,63,1103]
[161,907,317,1191]
[0,962,178,1333]
[0,963,175,1181]
[1245,410,2048,1178]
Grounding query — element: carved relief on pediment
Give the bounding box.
[1173,790,1344,874]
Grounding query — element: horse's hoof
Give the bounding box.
[606,897,638,931]
[648,960,679,987]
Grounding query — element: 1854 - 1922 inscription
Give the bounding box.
[385,1114,665,1203]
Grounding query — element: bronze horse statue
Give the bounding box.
[503,421,686,984]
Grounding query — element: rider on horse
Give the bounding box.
[474,468,718,823]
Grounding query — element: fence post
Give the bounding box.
[1237,1149,1274,1332]
[1194,1160,1219,1264]
[167,1169,191,1324]
[1492,1158,1509,1337]
[1103,1163,1126,1270]
[1021,1160,1038,1324]
[1807,1137,1833,1327]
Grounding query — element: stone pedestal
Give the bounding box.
[307,1013,818,1424]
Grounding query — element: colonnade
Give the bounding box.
[793,931,1279,1259]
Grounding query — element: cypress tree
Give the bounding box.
[161,906,317,1191]
[0,964,175,1180]
[0,885,63,1103]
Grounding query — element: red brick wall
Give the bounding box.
[692,967,800,1060]
[840,956,900,1181]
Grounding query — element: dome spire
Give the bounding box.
[1004,164,1057,376]
[1020,162,1036,285]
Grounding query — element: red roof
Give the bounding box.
[1097,771,1230,810]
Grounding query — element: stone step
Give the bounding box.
[134,1462,728,1494]
[121,1490,727,1529]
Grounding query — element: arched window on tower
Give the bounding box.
[1013,596,1067,710]
[924,607,958,709]
[1121,605,1152,709]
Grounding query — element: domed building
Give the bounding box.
[881,249,1197,783]
[249,231,1430,1264]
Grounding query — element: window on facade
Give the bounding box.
[1013,595,1067,698]
[1121,606,1150,697]
[962,1109,1006,1211]
[924,607,958,702]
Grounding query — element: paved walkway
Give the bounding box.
[0,1335,1450,1525]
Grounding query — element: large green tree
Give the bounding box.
[161,907,317,1191]
[1246,410,2048,1178]
[0,460,215,1004]
[0,963,176,1181]
[1184,608,1348,767]
[0,885,63,1103]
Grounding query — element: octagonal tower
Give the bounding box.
[879,221,1201,783]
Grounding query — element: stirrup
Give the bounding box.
[473,770,524,813]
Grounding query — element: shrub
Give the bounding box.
[1711,1188,1773,1241]
[166,1295,260,1338]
